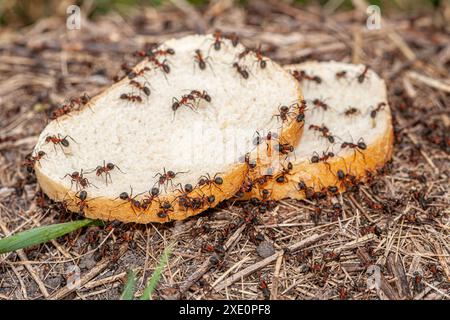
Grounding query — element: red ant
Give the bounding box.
[194,49,211,71]
[335,70,347,80]
[275,141,294,155]
[232,62,249,79]
[344,107,360,117]
[197,173,224,192]
[190,90,212,102]
[140,187,160,210]
[357,66,370,83]
[148,57,170,74]
[62,170,94,190]
[44,134,76,152]
[172,93,196,113]
[23,151,46,169]
[151,48,175,57]
[274,162,293,184]
[129,80,151,96]
[154,168,187,191]
[91,161,124,185]
[258,275,270,300]
[156,199,174,219]
[235,176,254,197]
[120,93,142,103]
[74,190,89,213]
[273,105,294,122]
[310,151,334,172]
[174,183,196,211]
[341,138,367,160]
[127,66,151,80]
[254,45,267,69]
[118,187,144,215]
[239,152,257,171]
[212,30,223,51]
[309,125,334,143]
[312,99,329,111]
[224,32,239,47]
[292,70,322,84]
[50,104,72,120]
[370,102,387,118]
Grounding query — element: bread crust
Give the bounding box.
[34,40,304,223]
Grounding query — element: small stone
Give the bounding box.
[256,241,275,258]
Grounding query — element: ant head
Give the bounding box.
[167,170,176,178]
[214,176,223,185]
[106,163,114,170]
[184,184,193,193]
[119,192,129,200]
[151,187,160,196]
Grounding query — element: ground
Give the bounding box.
[0,1,449,300]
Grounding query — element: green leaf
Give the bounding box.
[0,219,101,254]
[140,245,172,300]
[121,269,137,300]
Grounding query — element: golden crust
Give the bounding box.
[242,112,394,201]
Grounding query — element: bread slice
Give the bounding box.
[242,61,393,201]
[33,34,304,223]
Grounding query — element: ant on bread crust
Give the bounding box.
[341,137,367,162]
[357,66,370,83]
[308,124,335,143]
[23,151,46,170]
[273,105,295,123]
[292,70,322,84]
[254,45,268,69]
[370,102,387,118]
[194,49,213,72]
[172,90,211,115]
[274,161,293,184]
[156,199,174,219]
[232,62,249,79]
[140,187,160,210]
[129,80,151,96]
[197,173,224,192]
[117,187,145,216]
[120,93,142,103]
[343,107,360,117]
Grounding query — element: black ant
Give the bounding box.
[310,151,334,172]
[148,56,170,74]
[74,190,89,213]
[129,80,151,96]
[62,170,94,190]
[153,168,187,192]
[174,183,195,211]
[292,70,322,84]
[120,93,142,103]
[44,134,76,153]
[357,66,370,83]
[197,173,223,191]
[341,138,367,156]
[232,62,249,79]
[370,102,387,118]
[91,161,124,185]
[344,107,360,117]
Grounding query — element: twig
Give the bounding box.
[407,71,450,93]
[386,253,411,299]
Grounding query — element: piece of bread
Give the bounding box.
[241,61,394,201]
[32,34,304,223]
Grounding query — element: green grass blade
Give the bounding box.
[120,269,137,300]
[140,245,172,300]
[0,219,100,254]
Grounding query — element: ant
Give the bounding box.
[309,125,334,143]
[292,70,322,84]
[128,66,151,80]
[62,170,94,190]
[129,80,151,96]
[310,151,334,170]
[235,176,254,197]
[197,173,223,192]
[157,200,174,219]
[74,190,89,213]
[273,105,294,122]
[253,131,277,149]
[194,49,211,71]
[254,45,267,69]
[118,187,144,215]
[239,152,256,171]
[172,93,196,113]
[357,66,370,83]
[275,162,293,183]
[341,138,367,160]
[232,62,249,79]
[23,151,46,169]
[140,187,160,210]
[370,102,387,118]
[212,30,224,51]
[148,56,171,74]
[44,134,76,153]
[335,168,358,192]
[50,104,72,120]
[153,168,186,192]
[175,183,195,211]
[312,99,329,111]
[275,141,294,155]
[191,90,212,102]
[258,275,270,300]
[151,48,175,57]
[91,161,124,185]
[120,93,142,103]
[344,107,360,117]
[335,70,347,80]
[224,32,239,47]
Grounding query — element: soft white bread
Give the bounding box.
[33,34,304,223]
[243,61,394,201]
